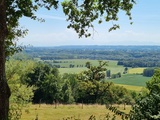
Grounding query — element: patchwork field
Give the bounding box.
[55,59,151,88]
[21,104,131,120]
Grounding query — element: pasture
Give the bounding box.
[56,59,125,74]
[21,104,131,120]
[108,74,151,87]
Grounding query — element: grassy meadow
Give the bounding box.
[21,104,131,120]
[57,59,125,74]
[108,74,151,87]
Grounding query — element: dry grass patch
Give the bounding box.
[128,68,145,74]
[21,104,129,120]
[115,84,144,92]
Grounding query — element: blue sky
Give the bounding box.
[19,0,160,46]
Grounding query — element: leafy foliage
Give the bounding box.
[76,61,108,103]
[5,0,59,57]
[24,63,62,103]
[41,74,62,103]
[6,59,35,120]
[130,69,160,120]
[5,26,28,57]
[62,79,75,104]
[62,0,135,37]
[106,105,130,120]
[76,61,134,104]
[78,61,107,81]
[143,68,154,77]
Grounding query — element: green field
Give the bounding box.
[54,59,118,67]
[57,59,125,74]
[49,59,103,68]
[107,74,151,87]
[59,67,87,74]
[21,104,130,120]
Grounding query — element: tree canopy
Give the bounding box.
[130,69,160,120]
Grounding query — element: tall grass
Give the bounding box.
[21,104,130,120]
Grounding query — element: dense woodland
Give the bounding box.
[24,46,160,67]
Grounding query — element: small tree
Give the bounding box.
[62,80,75,104]
[106,70,111,78]
[77,61,112,103]
[143,68,154,77]
[42,74,62,104]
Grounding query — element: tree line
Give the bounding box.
[25,46,160,68]
[22,60,136,105]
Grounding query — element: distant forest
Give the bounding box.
[24,45,160,67]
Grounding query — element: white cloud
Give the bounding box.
[37,14,66,21]
[90,30,160,45]
[19,28,160,46]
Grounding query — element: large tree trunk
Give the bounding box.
[0,0,11,120]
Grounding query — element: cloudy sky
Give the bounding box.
[19,0,160,46]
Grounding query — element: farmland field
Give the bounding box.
[107,74,151,87]
[115,84,144,91]
[56,59,125,74]
[55,59,151,88]
[128,68,145,74]
[21,104,131,120]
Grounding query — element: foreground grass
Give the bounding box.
[21,104,130,120]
